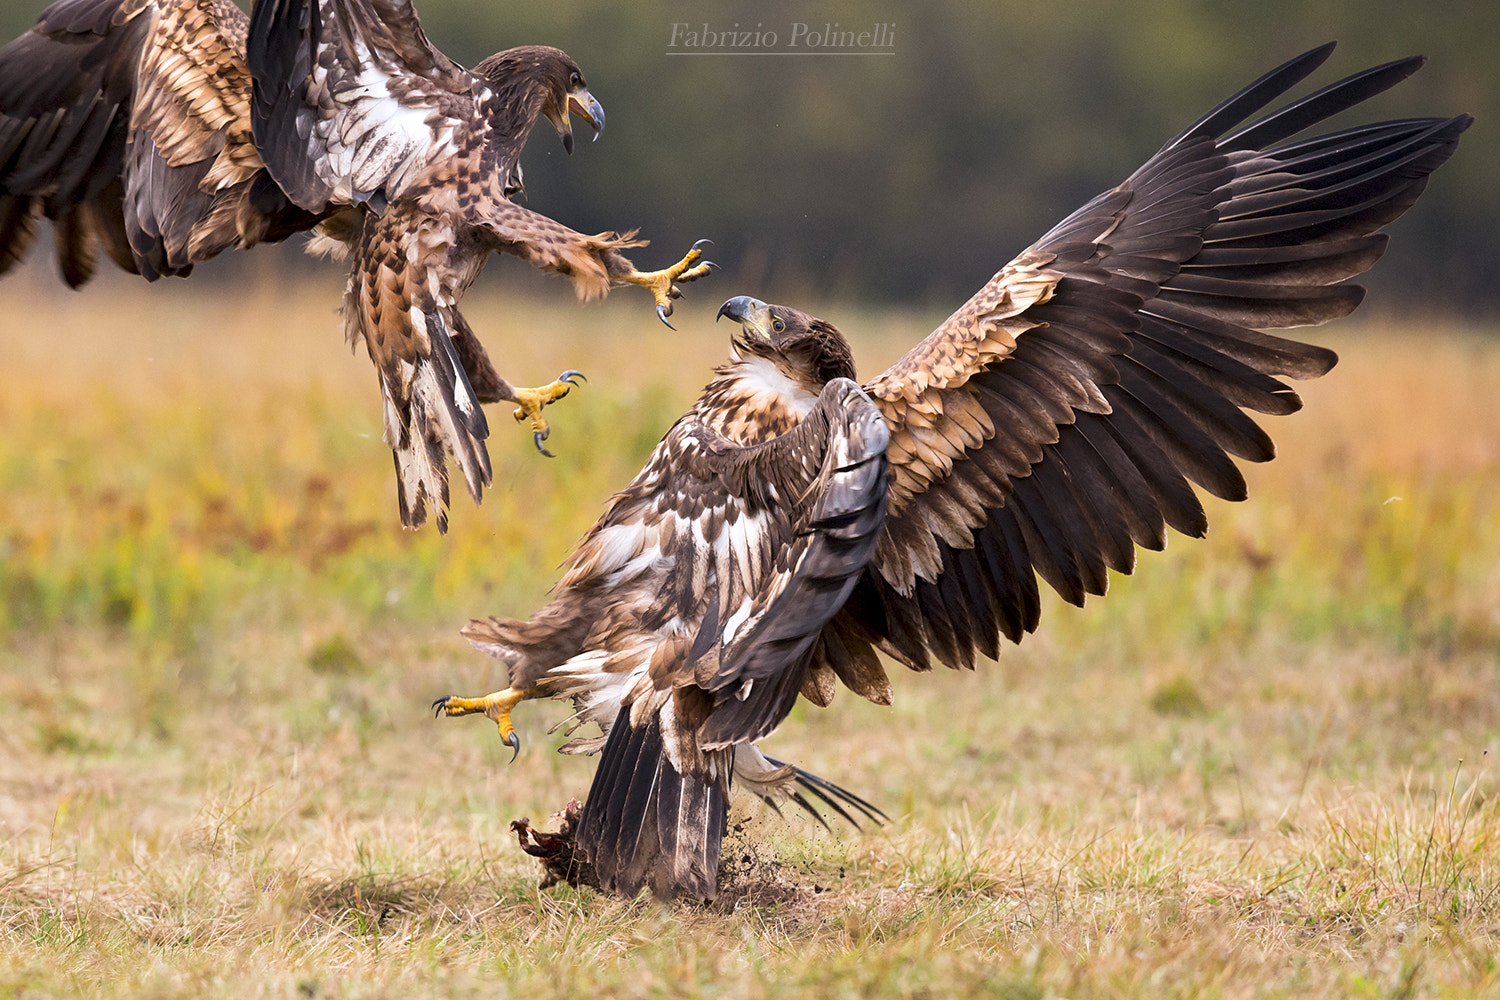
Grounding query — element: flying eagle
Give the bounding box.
[435,43,1469,901]
[0,0,712,531]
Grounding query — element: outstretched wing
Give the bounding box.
[0,0,315,286]
[247,0,474,214]
[844,44,1469,673]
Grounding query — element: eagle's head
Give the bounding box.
[698,296,858,444]
[716,296,857,388]
[476,45,604,155]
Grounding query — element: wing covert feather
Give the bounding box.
[696,385,891,749]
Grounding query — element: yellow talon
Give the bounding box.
[623,239,716,328]
[508,371,585,457]
[432,686,532,762]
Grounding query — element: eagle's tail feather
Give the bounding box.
[382,308,492,534]
[762,754,890,830]
[579,706,727,901]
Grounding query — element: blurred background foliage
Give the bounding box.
[1,0,1494,311]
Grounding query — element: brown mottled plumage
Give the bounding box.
[439,44,1468,902]
[0,0,712,531]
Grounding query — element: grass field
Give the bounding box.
[2,267,1499,998]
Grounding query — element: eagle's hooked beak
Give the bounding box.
[717,296,772,338]
[553,86,605,155]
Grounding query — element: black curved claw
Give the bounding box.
[534,431,556,458]
[503,729,521,764]
[557,369,587,387]
[432,696,451,718]
[691,238,714,252]
[702,261,720,271]
[656,303,675,330]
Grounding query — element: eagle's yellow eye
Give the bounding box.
[771,318,786,334]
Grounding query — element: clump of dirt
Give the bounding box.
[707,812,850,914]
[708,815,803,911]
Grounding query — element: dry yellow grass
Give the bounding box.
[2,268,1499,999]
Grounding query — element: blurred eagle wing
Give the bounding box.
[247,0,473,214]
[855,44,1470,671]
[131,0,258,189]
[0,0,309,285]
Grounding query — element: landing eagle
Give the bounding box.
[0,0,711,531]
[436,43,1469,901]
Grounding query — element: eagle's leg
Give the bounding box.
[432,686,535,762]
[618,239,716,328]
[500,370,585,458]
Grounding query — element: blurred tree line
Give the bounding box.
[4,0,1494,314]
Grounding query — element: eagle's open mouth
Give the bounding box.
[559,89,604,153]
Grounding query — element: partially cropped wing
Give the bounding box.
[0,0,315,285]
[850,44,1470,672]
[247,0,473,213]
[0,0,149,284]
